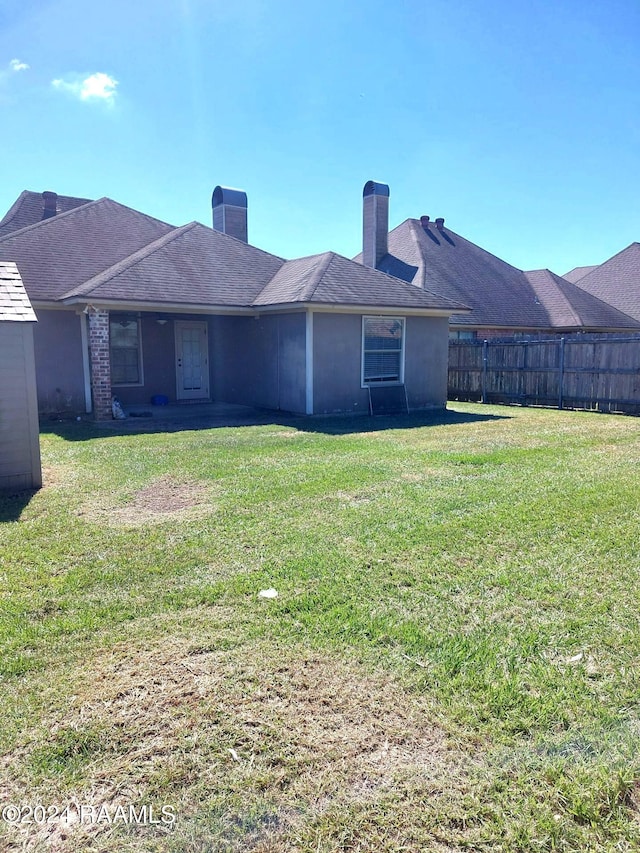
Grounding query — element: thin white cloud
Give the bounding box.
[52,72,118,104]
[9,59,29,72]
[0,59,29,98]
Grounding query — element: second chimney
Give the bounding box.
[41,191,58,220]
[362,180,390,268]
[212,186,248,242]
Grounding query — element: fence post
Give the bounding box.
[482,340,488,404]
[522,341,529,405]
[558,337,565,410]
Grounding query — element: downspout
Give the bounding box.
[80,311,92,413]
[305,310,314,415]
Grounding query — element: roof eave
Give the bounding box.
[252,300,466,316]
[59,296,257,315]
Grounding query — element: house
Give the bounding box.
[0,183,467,420]
[564,243,640,323]
[353,193,640,339]
[0,262,42,490]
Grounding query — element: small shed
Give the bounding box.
[0,262,42,490]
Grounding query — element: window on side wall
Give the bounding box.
[110,316,143,385]
[362,316,405,386]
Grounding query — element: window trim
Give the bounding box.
[109,315,144,387]
[361,315,406,388]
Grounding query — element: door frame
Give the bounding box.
[174,320,210,401]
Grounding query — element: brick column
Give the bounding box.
[88,308,112,420]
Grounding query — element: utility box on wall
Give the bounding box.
[0,262,42,491]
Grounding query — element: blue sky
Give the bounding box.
[1,0,638,275]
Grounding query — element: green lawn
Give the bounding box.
[1,403,639,852]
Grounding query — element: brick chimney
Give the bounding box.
[212,186,248,242]
[362,180,389,269]
[41,191,58,220]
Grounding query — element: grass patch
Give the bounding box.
[1,403,640,850]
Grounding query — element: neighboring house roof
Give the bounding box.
[571,243,640,322]
[355,218,640,331]
[0,261,37,322]
[523,269,640,330]
[0,190,92,239]
[253,251,465,311]
[563,264,599,284]
[0,198,175,301]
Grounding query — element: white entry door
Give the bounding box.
[175,321,210,400]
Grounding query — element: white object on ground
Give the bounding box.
[258,588,278,599]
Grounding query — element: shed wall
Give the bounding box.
[0,323,42,490]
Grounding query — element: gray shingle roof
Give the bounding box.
[572,243,640,322]
[0,192,469,316]
[355,218,640,330]
[0,198,175,301]
[563,264,599,284]
[62,222,286,307]
[0,191,92,239]
[254,251,467,310]
[523,269,640,330]
[0,262,37,322]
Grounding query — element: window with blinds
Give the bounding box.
[110,317,143,385]
[362,316,405,385]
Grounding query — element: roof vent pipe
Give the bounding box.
[435,217,445,231]
[212,186,248,242]
[362,180,390,269]
[41,191,58,220]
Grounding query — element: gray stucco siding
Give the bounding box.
[211,314,306,413]
[312,312,449,415]
[404,315,449,410]
[33,309,86,414]
[312,313,369,415]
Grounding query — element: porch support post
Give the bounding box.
[88,308,112,420]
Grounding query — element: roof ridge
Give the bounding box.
[551,270,582,326]
[60,222,197,300]
[407,220,427,288]
[206,222,286,263]
[0,197,177,246]
[525,269,582,326]
[575,241,640,286]
[345,246,469,311]
[251,252,330,306]
[0,191,29,230]
[300,251,335,300]
[562,274,640,326]
[0,197,102,243]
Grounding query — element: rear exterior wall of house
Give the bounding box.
[312,312,449,414]
[210,313,307,413]
[33,309,86,414]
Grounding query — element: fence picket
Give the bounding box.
[448,335,640,414]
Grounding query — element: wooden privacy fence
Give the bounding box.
[448,336,640,414]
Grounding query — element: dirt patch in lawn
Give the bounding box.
[77,475,214,526]
[1,634,468,851]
